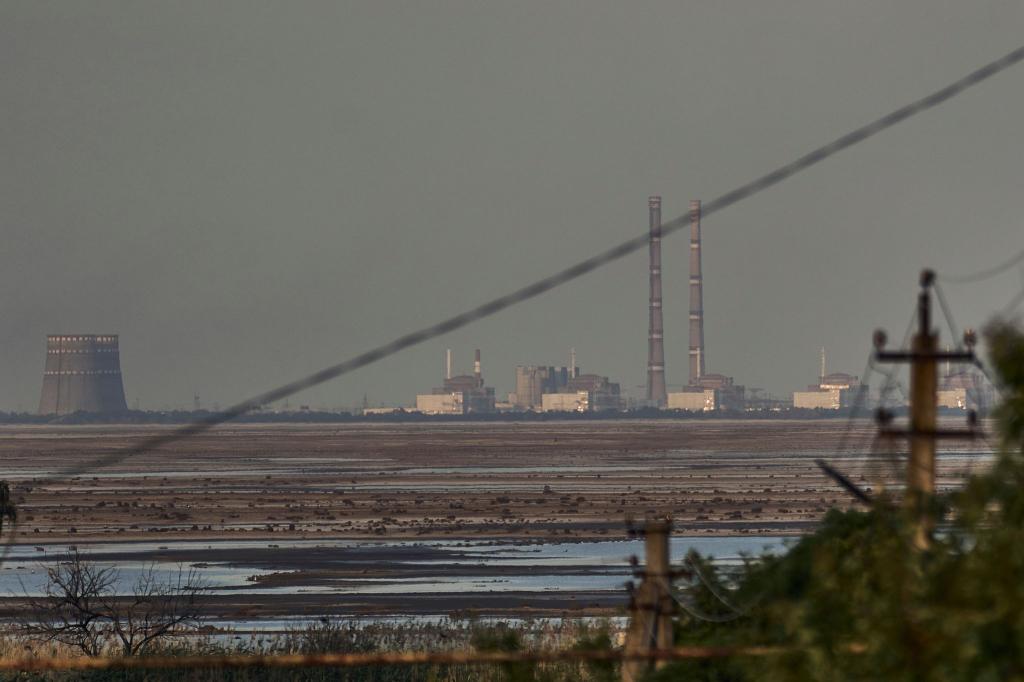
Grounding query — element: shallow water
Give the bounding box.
[0,535,788,598]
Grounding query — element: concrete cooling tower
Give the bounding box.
[38,335,128,415]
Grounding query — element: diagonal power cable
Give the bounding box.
[1000,284,1024,318]
[32,43,1024,481]
[938,246,1024,284]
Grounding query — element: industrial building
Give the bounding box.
[938,369,993,411]
[564,373,622,411]
[514,349,622,413]
[793,352,864,409]
[513,365,570,410]
[668,374,746,412]
[414,393,465,415]
[540,373,622,413]
[415,349,495,415]
[38,334,128,415]
[667,389,716,411]
[512,348,593,410]
[541,391,590,413]
[791,350,864,409]
[793,375,862,409]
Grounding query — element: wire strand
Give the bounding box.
[938,246,1024,284]
[999,284,1024,318]
[933,281,964,349]
[684,556,757,616]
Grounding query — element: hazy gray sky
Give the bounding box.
[2,1,1023,411]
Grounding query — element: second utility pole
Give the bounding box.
[875,270,976,550]
[907,272,938,550]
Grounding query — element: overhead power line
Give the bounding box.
[29,44,1024,482]
[1001,285,1024,317]
[939,246,1024,284]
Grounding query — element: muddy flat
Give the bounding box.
[0,420,990,621]
[0,420,988,542]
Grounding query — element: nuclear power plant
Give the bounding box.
[23,200,872,419]
[38,334,128,415]
[407,196,747,414]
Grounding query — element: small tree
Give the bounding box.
[24,549,205,656]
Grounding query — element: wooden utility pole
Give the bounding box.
[622,518,675,682]
[907,278,938,549]
[875,270,977,550]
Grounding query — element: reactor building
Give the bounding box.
[38,334,128,415]
[415,349,496,415]
[513,365,570,410]
[540,372,622,413]
[512,349,581,410]
[938,368,994,411]
[511,349,622,413]
[792,349,864,410]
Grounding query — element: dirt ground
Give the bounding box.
[0,420,990,544]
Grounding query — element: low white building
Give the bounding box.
[415,392,464,415]
[362,406,403,415]
[938,370,995,411]
[938,388,968,410]
[793,390,844,409]
[667,390,717,411]
[793,373,862,410]
[541,391,589,413]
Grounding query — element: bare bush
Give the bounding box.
[23,549,205,656]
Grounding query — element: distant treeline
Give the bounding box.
[0,406,927,426]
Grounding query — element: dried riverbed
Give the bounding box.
[0,420,990,621]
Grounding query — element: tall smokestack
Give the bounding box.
[647,196,668,406]
[445,348,453,381]
[688,199,706,384]
[569,347,577,379]
[474,349,482,386]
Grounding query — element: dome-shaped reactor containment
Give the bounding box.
[38,335,128,415]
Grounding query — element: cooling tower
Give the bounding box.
[38,335,128,415]
[647,196,668,406]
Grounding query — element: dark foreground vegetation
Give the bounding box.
[654,321,1024,681]
[1,619,618,682]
